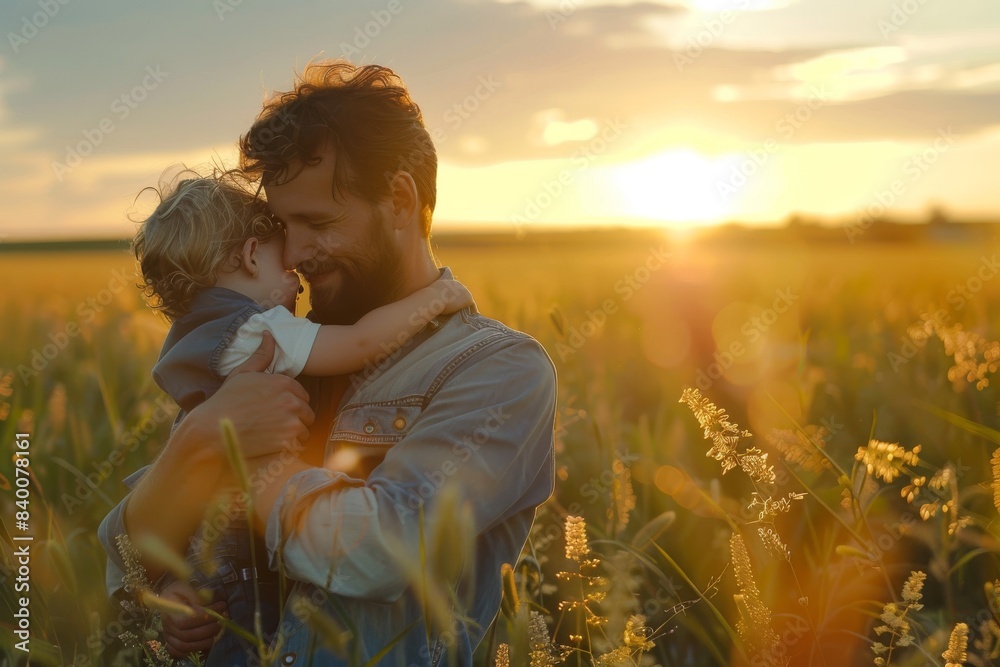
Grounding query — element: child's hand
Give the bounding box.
[159,579,227,659]
[434,278,476,314]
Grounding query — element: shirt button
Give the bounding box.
[363,420,377,434]
[281,653,296,665]
[393,417,407,430]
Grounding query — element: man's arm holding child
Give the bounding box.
[301,277,474,376]
[102,334,315,584]
[244,335,557,601]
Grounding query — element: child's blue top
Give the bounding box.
[152,287,265,412]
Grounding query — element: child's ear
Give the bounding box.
[240,238,259,277]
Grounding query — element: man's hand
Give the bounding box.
[159,579,227,660]
[187,331,316,460]
[121,332,315,583]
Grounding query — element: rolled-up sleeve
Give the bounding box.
[264,337,557,602]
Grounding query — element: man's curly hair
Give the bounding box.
[239,60,437,236]
[132,168,281,321]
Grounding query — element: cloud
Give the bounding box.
[0,58,51,218]
[497,0,796,12]
[7,0,996,168]
[2,0,1000,237]
[0,52,234,238]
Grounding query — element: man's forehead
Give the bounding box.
[264,150,334,193]
[262,149,340,215]
[265,201,342,222]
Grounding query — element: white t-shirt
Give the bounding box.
[216,306,322,378]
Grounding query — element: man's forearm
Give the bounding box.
[122,418,230,581]
[244,452,312,532]
[114,361,314,583]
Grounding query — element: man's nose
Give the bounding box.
[282,225,307,271]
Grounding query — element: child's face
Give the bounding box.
[255,238,301,311]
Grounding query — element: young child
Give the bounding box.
[131,171,473,665]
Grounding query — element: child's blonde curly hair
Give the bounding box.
[132,167,282,321]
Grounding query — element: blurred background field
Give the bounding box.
[7,0,1000,662]
[3,227,1000,665]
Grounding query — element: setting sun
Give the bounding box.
[611,149,735,226]
[7,2,1000,665]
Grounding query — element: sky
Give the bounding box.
[1,0,999,240]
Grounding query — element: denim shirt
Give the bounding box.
[153,286,265,413]
[98,267,557,666]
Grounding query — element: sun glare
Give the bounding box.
[685,0,795,10]
[610,149,734,227]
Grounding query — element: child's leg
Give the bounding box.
[199,516,282,666]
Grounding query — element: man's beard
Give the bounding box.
[307,208,406,326]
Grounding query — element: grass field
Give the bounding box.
[3,230,1000,666]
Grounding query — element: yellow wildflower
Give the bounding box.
[495,643,509,667]
[992,448,1000,514]
[679,387,753,475]
[528,611,565,667]
[902,570,926,604]
[943,622,968,666]
[564,515,591,562]
[730,533,781,665]
[758,527,789,561]
[623,614,654,650]
[115,533,151,596]
[596,647,632,666]
[855,440,921,484]
[766,426,833,473]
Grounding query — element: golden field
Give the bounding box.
[3,228,1000,666]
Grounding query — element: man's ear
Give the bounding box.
[387,171,419,231]
[240,238,259,277]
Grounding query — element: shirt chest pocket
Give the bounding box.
[326,403,423,477]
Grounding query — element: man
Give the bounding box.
[98,61,557,665]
